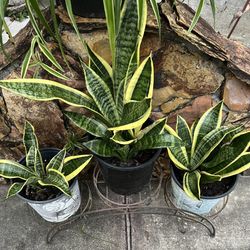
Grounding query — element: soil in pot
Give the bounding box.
[172,166,237,197]
[19,185,61,201]
[18,149,71,201]
[104,149,156,168]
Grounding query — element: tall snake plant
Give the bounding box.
[167,101,250,200]
[0,0,182,162]
[0,121,92,198]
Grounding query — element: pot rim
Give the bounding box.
[96,149,162,171]
[16,148,77,204]
[171,163,239,200]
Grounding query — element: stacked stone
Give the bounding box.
[0,2,249,162]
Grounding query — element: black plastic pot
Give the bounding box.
[60,0,105,18]
[96,149,161,195]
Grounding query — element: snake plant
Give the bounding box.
[0,121,92,199]
[167,101,250,200]
[0,0,182,162]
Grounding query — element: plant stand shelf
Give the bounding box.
[45,159,222,244]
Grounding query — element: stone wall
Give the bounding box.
[0,2,249,161]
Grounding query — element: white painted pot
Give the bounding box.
[170,166,238,215]
[19,178,81,222]
[17,148,81,223]
[171,177,223,214]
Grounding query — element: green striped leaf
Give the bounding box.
[136,0,147,63]
[116,145,130,161]
[220,125,244,145]
[6,177,39,198]
[176,116,192,154]
[202,130,250,172]
[46,149,66,172]
[209,0,216,28]
[0,0,9,55]
[84,65,120,125]
[23,121,39,154]
[39,63,69,81]
[25,0,46,44]
[111,131,136,145]
[201,146,235,171]
[191,120,198,139]
[7,182,26,198]
[110,98,151,131]
[114,0,139,98]
[26,146,37,172]
[183,170,201,200]
[168,147,189,170]
[164,124,180,138]
[35,150,45,178]
[132,130,183,153]
[23,122,44,177]
[215,152,250,178]
[21,48,33,79]
[0,79,100,114]
[39,168,70,196]
[137,118,166,140]
[200,171,221,183]
[191,126,237,169]
[188,0,205,32]
[114,118,166,146]
[0,160,34,180]
[49,0,70,69]
[125,55,154,102]
[28,0,56,40]
[149,0,161,37]
[64,0,85,48]
[83,139,118,158]
[103,0,116,63]
[191,101,223,156]
[85,42,113,92]
[63,154,92,181]
[116,52,137,115]
[64,111,110,138]
[168,148,189,171]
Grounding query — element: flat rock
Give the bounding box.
[8,0,25,5]
[225,111,250,128]
[153,42,224,100]
[41,43,86,90]
[63,105,90,138]
[61,30,111,64]
[223,74,250,112]
[153,86,178,108]
[2,85,67,148]
[0,145,23,161]
[62,30,161,66]
[167,95,215,127]
[161,97,190,114]
[0,116,10,140]
[0,97,10,140]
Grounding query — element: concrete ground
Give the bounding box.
[182,0,250,47]
[0,175,250,250]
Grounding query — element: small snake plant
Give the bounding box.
[0,0,182,162]
[0,121,92,198]
[168,101,250,200]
